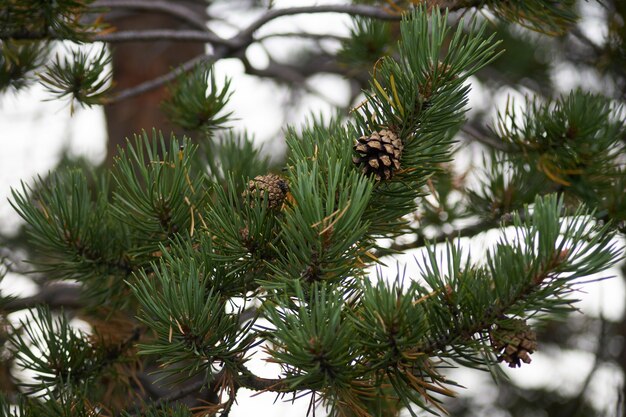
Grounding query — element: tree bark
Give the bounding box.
[103,1,206,165]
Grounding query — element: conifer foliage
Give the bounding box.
[1,1,625,417]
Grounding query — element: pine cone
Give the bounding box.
[353,129,403,181]
[243,174,289,209]
[489,319,537,368]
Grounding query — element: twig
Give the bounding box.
[3,282,83,312]
[461,124,513,152]
[159,378,208,404]
[95,29,236,47]
[375,218,498,256]
[255,32,348,43]
[109,51,222,103]
[234,4,401,44]
[106,4,396,101]
[238,306,259,325]
[91,0,209,31]
[236,363,286,392]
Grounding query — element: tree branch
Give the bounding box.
[91,0,209,31]
[462,124,514,152]
[234,4,401,44]
[375,218,499,257]
[235,363,286,392]
[109,51,223,103]
[6,2,485,103]
[130,375,215,416]
[94,29,236,47]
[3,282,83,312]
[255,31,348,43]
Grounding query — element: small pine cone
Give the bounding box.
[243,174,289,209]
[239,226,250,242]
[417,62,455,112]
[353,129,403,181]
[239,226,259,253]
[489,319,537,368]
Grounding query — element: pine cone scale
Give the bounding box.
[243,174,289,209]
[489,319,537,368]
[353,129,403,181]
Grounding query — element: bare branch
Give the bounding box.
[374,219,499,258]
[79,2,482,103]
[109,51,222,103]
[94,29,236,47]
[3,282,83,312]
[91,0,209,31]
[234,4,401,44]
[255,31,348,43]
[462,124,514,152]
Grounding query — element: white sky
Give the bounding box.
[0,0,623,415]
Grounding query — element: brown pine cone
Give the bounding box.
[352,129,403,181]
[243,174,289,209]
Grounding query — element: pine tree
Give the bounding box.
[1,1,625,416]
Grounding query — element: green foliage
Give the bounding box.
[468,151,547,220]
[354,277,426,370]
[110,132,207,258]
[1,389,103,417]
[201,176,283,294]
[131,254,251,383]
[339,18,392,68]
[9,133,210,309]
[10,169,129,283]
[39,46,112,113]
[350,8,501,234]
[264,283,362,408]
[203,131,272,194]
[259,192,621,416]
[0,40,48,92]
[490,90,626,223]
[0,0,100,40]
[486,0,578,35]
[416,194,621,363]
[3,5,625,417]
[10,307,102,395]
[162,64,233,135]
[268,160,374,293]
[495,90,624,184]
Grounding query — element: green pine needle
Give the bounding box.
[39,46,112,113]
[0,40,48,92]
[161,63,233,135]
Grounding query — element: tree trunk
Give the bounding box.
[103,2,206,165]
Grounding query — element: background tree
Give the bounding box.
[1,1,625,416]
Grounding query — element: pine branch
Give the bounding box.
[415,194,622,363]
[103,4,401,101]
[133,376,215,416]
[235,365,286,392]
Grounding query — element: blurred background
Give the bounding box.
[1,0,625,415]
